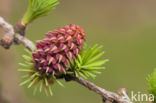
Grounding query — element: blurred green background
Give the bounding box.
[1,0,156,103]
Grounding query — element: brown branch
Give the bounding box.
[15,34,35,51]
[73,77,132,103]
[0,16,35,51]
[0,16,14,49]
[0,16,132,103]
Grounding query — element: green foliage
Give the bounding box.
[147,69,156,102]
[19,49,63,96]
[69,44,109,79]
[22,0,59,24]
[19,44,108,96]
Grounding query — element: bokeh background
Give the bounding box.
[1,0,156,103]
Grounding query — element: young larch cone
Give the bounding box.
[32,24,86,76]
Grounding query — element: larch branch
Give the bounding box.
[0,16,133,103]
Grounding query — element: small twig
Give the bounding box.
[73,77,132,103]
[15,34,35,51]
[0,16,35,51]
[0,16,14,49]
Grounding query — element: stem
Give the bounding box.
[73,77,132,103]
[0,16,14,48]
[15,34,35,51]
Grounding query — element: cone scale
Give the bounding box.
[32,24,86,76]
